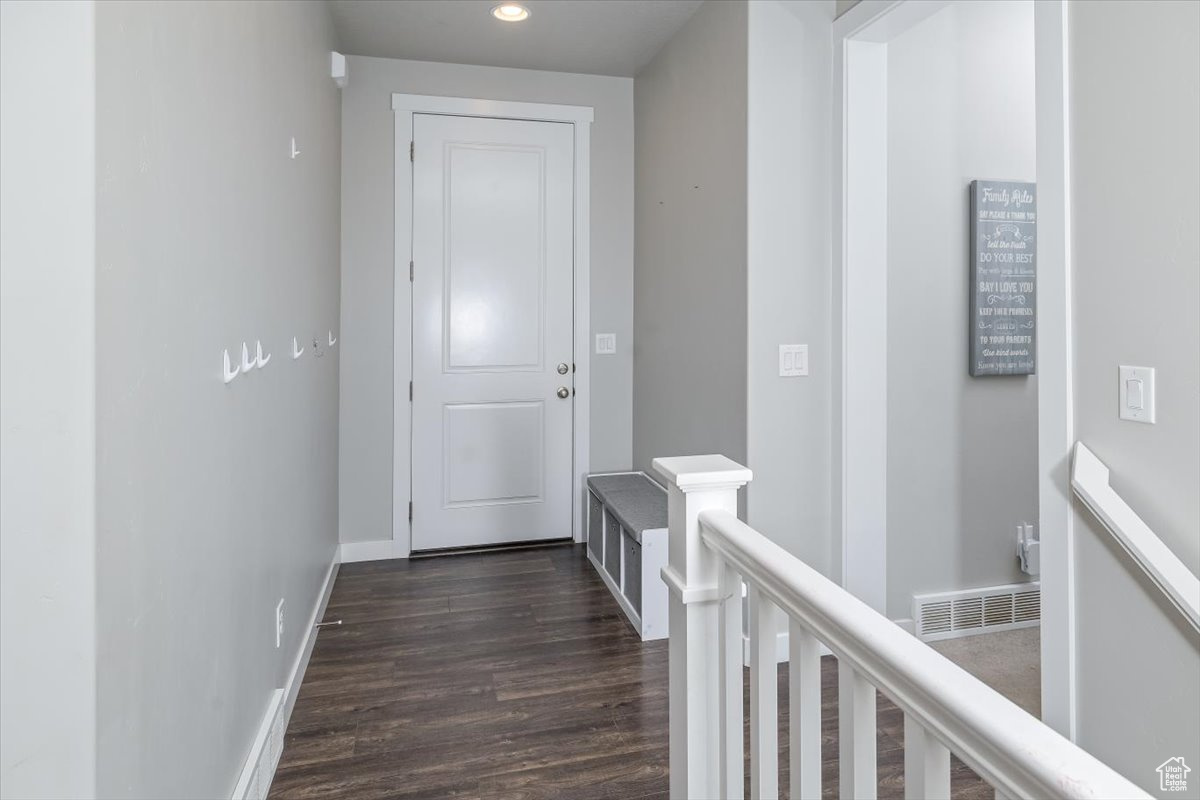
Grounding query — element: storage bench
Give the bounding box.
[585,472,668,640]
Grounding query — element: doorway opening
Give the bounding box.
[833,0,1071,733]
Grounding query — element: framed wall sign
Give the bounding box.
[969,179,1036,376]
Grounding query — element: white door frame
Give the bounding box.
[831,0,1075,737]
[390,93,593,559]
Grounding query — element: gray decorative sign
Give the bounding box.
[970,180,1036,376]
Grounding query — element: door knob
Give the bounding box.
[557,387,570,399]
[557,362,569,375]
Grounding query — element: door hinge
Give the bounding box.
[409,260,414,282]
[408,501,413,522]
[409,141,414,162]
[409,380,413,401]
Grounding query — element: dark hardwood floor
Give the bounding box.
[270,544,990,800]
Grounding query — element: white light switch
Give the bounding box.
[1126,379,1143,410]
[595,333,616,355]
[779,344,809,377]
[1119,365,1155,424]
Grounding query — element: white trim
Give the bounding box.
[390,93,593,124]
[231,689,283,800]
[1033,0,1075,740]
[390,93,593,559]
[834,0,1075,737]
[832,0,951,615]
[339,538,406,564]
[283,553,339,721]
[232,548,339,799]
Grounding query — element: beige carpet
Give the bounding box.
[930,627,1041,717]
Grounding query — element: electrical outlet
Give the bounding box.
[275,599,285,648]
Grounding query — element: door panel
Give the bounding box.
[443,401,544,507]
[444,144,545,371]
[411,114,574,551]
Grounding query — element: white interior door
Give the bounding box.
[410,113,575,551]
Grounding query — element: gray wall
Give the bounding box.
[339,56,634,545]
[94,2,341,796]
[745,0,834,569]
[0,2,98,796]
[633,0,748,481]
[885,1,1037,620]
[1068,1,1200,793]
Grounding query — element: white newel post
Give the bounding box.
[652,455,753,800]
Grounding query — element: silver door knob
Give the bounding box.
[557,362,569,375]
[557,387,570,399]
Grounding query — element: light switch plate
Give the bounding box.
[1119,365,1155,424]
[595,334,616,355]
[779,344,809,377]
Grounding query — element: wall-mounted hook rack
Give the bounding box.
[241,342,255,373]
[223,349,240,384]
[292,337,305,360]
[255,340,271,368]
[290,137,301,159]
[328,330,337,347]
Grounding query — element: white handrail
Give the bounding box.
[1071,442,1200,632]
[697,508,1148,800]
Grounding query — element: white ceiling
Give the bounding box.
[327,0,704,78]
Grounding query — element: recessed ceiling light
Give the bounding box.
[492,3,530,22]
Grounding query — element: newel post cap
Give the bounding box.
[651,455,752,493]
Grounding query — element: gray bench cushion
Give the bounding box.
[586,473,667,541]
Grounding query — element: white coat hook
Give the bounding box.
[241,342,255,372]
[255,340,271,368]
[328,330,337,347]
[291,337,305,360]
[290,137,301,159]
[222,349,240,384]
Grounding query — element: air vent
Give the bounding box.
[914,582,1040,642]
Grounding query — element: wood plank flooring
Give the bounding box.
[270,544,991,799]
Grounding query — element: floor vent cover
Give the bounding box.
[913,582,1040,642]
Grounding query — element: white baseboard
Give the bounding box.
[231,689,285,800]
[339,538,408,563]
[282,553,339,721]
[232,547,340,800]
[741,618,914,666]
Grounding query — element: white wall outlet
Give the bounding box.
[275,599,285,648]
[779,344,809,377]
[595,333,616,355]
[1118,365,1155,424]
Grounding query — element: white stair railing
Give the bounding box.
[1071,442,1200,632]
[653,454,1150,800]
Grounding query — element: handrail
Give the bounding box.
[697,507,1150,800]
[1071,442,1200,632]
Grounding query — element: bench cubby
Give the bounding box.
[585,472,668,641]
